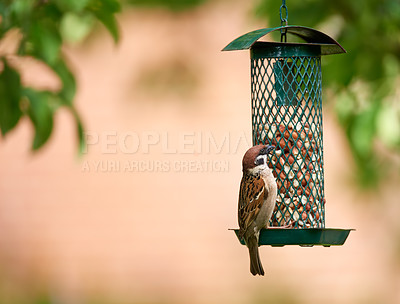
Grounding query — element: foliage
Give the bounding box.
[0,0,121,151]
[255,0,400,188]
[125,0,207,12]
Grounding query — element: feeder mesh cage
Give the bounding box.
[251,54,325,229]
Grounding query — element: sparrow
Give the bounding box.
[238,144,277,276]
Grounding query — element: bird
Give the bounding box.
[238,144,277,276]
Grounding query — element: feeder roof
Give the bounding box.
[222,25,346,55]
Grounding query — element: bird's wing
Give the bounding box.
[238,174,268,235]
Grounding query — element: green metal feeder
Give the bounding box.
[223,4,352,246]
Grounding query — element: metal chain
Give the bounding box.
[280,0,288,42]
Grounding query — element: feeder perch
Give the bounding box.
[223,22,352,246]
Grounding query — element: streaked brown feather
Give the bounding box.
[238,174,269,237]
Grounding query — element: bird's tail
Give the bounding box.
[247,235,264,276]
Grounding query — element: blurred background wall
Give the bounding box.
[0,0,400,303]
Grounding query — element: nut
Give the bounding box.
[279,125,286,136]
[280,157,287,169]
[286,154,295,165]
[275,168,286,180]
[284,130,290,140]
[283,166,294,179]
[299,171,311,187]
[273,137,291,153]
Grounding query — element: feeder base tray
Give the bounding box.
[233,228,353,247]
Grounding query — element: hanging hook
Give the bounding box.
[280,0,288,42]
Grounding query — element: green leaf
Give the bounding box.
[94,11,119,42]
[376,105,400,148]
[70,106,86,154]
[0,58,22,136]
[335,90,356,127]
[33,1,63,23]
[10,0,34,21]
[29,21,62,65]
[0,2,5,15]
[55,0,91,12]
[60,12,95,43]
[23,88,54,150]
[91,0,121,13]
[0,2,10,37]
[349,101,380,159]
[51,60,76,105]
[88,0,121,43]
[127,0,206,11]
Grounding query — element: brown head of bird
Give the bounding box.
[242,144,275,174]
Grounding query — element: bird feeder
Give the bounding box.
[224,3,352,246]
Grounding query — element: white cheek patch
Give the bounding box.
[250,155,269,175]
[255,155,267,166]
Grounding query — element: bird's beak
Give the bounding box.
[265,145,275,154]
